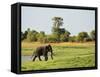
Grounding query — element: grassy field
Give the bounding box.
[21,42,95,71]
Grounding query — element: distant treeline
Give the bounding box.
[21,17,95,43]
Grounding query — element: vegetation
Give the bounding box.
[21,17,95,43]
[90,30,95,41]
[21,42,95,71]
[21,16,95,71]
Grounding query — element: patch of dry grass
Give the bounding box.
[22,42,95,48]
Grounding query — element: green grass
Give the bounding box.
[21,42,95,71]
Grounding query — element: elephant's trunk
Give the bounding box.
[49,45,53,60]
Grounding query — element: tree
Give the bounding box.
[21,32,24,40]
[52,17,63,42]
[83,37,92,42]
[90,30,95,41]
[65,30,70,37]
[68,36,77,42]
[60,30,70,42]
[21,30,28,41]
[31,30,38,41]
[52,17,63,28]
[60,34,67,42]
[46,35,58,43]
[26,28,38,42]
[77,32,89,42]
[37,31,46,43]
[23,31,28,39]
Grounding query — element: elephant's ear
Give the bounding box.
[43,46,48,55]
[48,45,53,60]
[48,44,52,50]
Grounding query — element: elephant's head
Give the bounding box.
[46,44,53,60]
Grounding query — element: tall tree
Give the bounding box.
[52,17,63,28]
[52,17,63,42]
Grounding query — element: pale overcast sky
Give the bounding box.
[21,6,95,36]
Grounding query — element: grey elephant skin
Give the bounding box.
[32,44,53,61]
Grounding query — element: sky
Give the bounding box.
[21,6,95,36]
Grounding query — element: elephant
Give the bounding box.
[31,44,53,61]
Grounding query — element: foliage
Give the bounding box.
[21,32,24,40]
[52,17,64,42]
[46,35,58,43]
[21,31,28,41]
[90,30,95,41]
[37,31,46,43]
[51,17,71,42]
[77,32,89,42]
[68,36,77,42]
[21,16,95,43]
[52,17,63,28]
[26,28,38,42]
[60,31,70,42]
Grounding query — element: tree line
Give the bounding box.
[21,17,95,43]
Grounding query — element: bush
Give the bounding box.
[77,32,89,42]
[84,37,92,42]
[90,30,95,41]
[68,36,77,42]
[37,31,46,43]
[60,34,68,42]
[46,35,58,43]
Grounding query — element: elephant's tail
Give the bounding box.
[31,51,35,59]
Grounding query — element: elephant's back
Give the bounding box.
[35,46,45,55]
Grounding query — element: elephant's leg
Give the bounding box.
[32,56,37,61]
[44,55,48,61]
[51,53,53,60]
[38,56,42,61]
